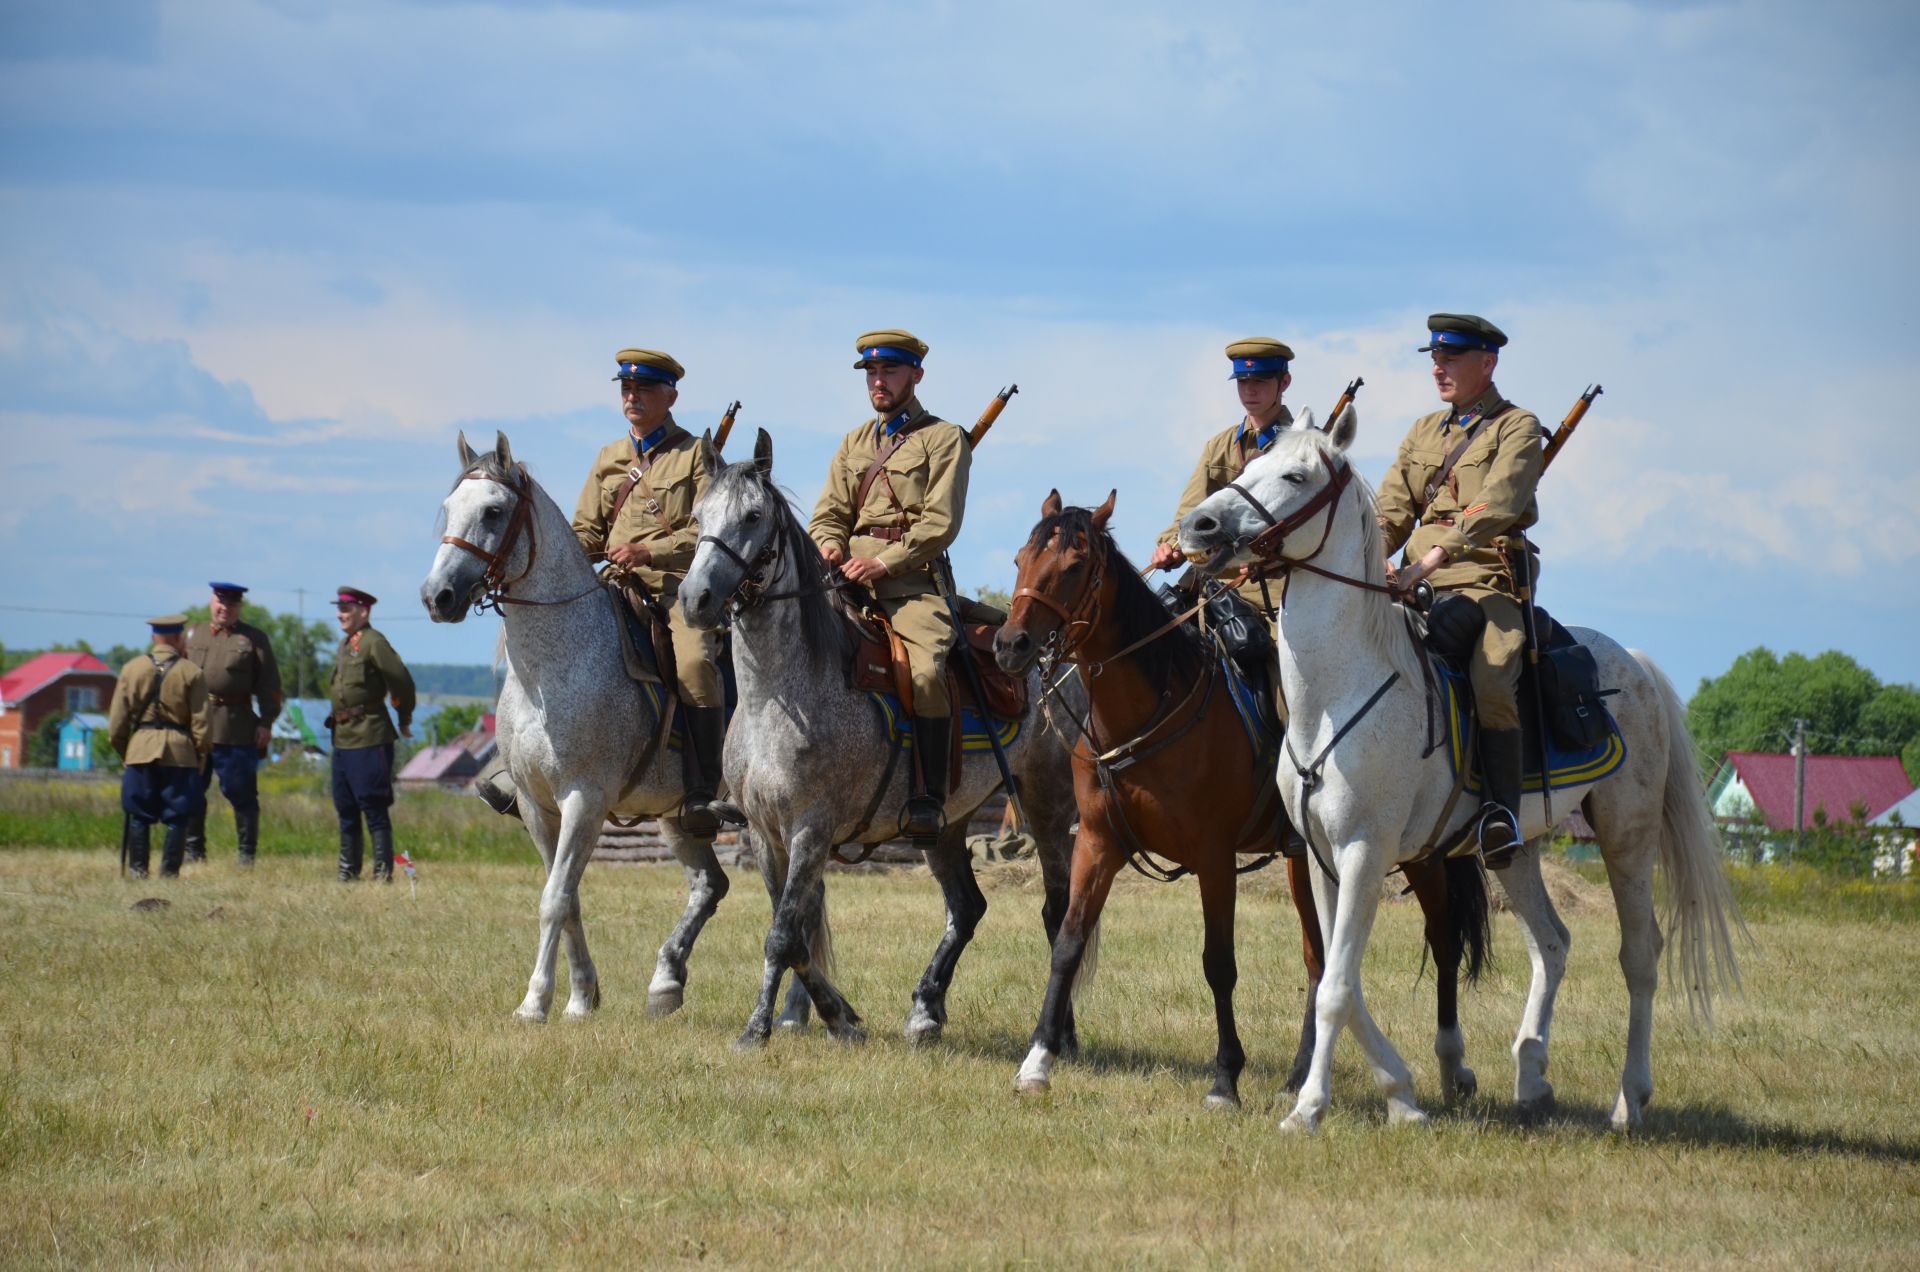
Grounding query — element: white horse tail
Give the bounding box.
[1636,650,1746,1020]
[810,884,836,981]
[1070,915,1102,1000]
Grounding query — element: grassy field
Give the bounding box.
[2,788,1918,1267]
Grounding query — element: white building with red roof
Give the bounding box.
[1708,750,1914,830]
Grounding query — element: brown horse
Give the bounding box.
[994,490,1489,1108]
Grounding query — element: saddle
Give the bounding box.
[1421,593,1616,767]
[605,576,672,688]
[847,595,1029,786]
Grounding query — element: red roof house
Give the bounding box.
[1709,751,1915,830]
[0,652,118,769]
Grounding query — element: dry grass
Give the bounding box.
[1,846,1916,1269]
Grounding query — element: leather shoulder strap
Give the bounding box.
[854,426,917,516]
[1424,401,1511,504]
[607,430,687,533]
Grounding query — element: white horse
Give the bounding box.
[1179,409,1744,1133]
[420,431,734,1023]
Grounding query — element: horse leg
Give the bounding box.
[1282,854,1325,1093]
[1490,849,1570,1119]
[647,818,732,1017]
[776,878,825,1032]
[1283,840,1423,1133]
[741,824,863,1048]
[518,792,602,1022]
[1197,865,1245,1109]
[1408,859,1477,1104]
[907,823,989,1044]
[1017,833,1121,1095]
[736,829,794,1049]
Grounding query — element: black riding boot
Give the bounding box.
[235,806,260,866]
[337,820,364,882]
[678,706,726,835]
[183,805,207,863]
[904,716,951,843]
[1477,727,1526,870]
[126,821,152,878]
[370,825,395,884]
[473,754,521,821]
[159,823,187,878]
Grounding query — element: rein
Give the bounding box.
[1018,531,1274,883]
[443,468,601,614]
[1222,453,1405,605]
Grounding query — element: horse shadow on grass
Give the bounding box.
[1446,1095,1920,1165]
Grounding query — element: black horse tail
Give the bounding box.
[1444,855,1493,985]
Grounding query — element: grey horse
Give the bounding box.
[420,430,734,1023]
[680,429,1081,1050]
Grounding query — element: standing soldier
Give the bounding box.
[1149,337,1299,615]
[183,581,282,866]
[108,614,210,878]
[1375,313,1546,867]
[570,347,726,834]
[808,329,970,838]
[327,587,416,882]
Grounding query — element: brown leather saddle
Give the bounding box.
[846,596,1028,786]
[606,576,675,689]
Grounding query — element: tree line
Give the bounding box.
[1687,647,1920,784]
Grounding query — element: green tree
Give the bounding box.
[25,713,63,768]
[1688,647,1920,780]
[182,603,334,700]
[90,727,123,773]
[974,585,1013,610]
[423,702,485,747]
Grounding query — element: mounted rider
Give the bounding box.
[1376,313,1546,867]
[571,347,726,835]
[1149,338,1299,603]
[808,329,971,840]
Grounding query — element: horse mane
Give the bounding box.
[707,458,851,662]
[1270,428,1419,674]
[1026,506,1205,685]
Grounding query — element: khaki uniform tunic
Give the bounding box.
[1375,385,1545,729]
[1157,408,1297,613]
[329,626,416,749]
[108,646,210,767]
[808,399,971,715]
[184,621,282,746]
[570,419,722,706]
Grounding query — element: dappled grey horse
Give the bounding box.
[681,430,1081,1049]
[419,431,734,1023]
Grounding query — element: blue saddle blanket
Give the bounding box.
[1438,663,1626,795]
[1221,657,1281,750]
[867,691,1022,753]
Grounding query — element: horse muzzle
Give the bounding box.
[993,624,1039,674]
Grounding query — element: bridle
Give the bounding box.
[1009,529,1107,667]
[441,466,598,613]
[1222,453,1402,601]
[695,484,844,613]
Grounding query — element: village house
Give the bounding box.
[0,652,119,770]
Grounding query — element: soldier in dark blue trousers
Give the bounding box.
[327,587,416,882]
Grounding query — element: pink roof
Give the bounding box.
[398,744,480,782]
[1723,751,1915,829]
[0,651,114,706]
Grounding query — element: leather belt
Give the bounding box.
[209,693,250,707]
[332,705,371,724]
[856,525,908,542]
[136,721,189,733]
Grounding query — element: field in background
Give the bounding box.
[1,833,1916,1267]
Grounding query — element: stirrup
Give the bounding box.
[678,794,720,835]
[708,798,748,828]
[901,798,947,844]
[1473,804,1524,869]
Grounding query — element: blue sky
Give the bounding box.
[2,0,1915,696]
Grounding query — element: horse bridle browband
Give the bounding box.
[1220,453,1405,601]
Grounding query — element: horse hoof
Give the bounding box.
[1014,1077,1051,1096]
[563,1001,595,1020]
[1609,1094,1643,1135]
[1444,1066,1478,1104]
[1278,1110,1320,1136]
[646,988,684,1017]
[829,1024,868,1046]
[1516,1089,1557,1125]
[512,1004,547,1024]
[732,1030,769,1053]
[775,1014,809,1033]
[1203,1091,1241,1111]
[1388,1105,1431,1128]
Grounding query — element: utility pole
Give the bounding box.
[1791,717,1808,859]
[294,587,307,702]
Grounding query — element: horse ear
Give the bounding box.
[456,430,479,469]
[753,427,773,473]
[699,430,721,478]
[1295,406,1318,433]
[1091,489,1117,529]
[1041,488,1063,518]
[494,430,514,469]
[1327,403,1359,452]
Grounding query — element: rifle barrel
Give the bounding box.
[714,401,743,452]
[1540,383,1602,473]
[967,384,1019,449]
[1323,376,1364,432]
